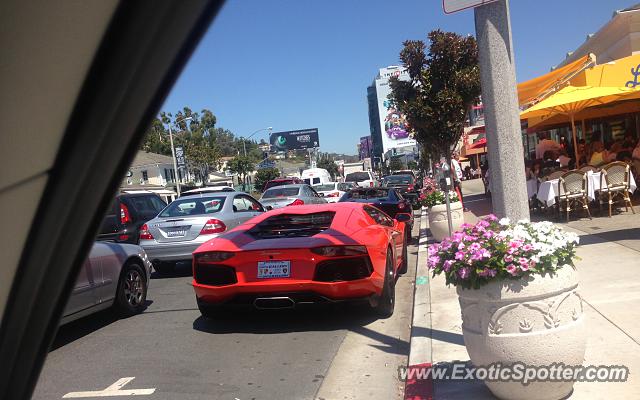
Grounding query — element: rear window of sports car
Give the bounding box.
[247,211,335,239]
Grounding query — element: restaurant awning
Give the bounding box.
[517,54,596,107]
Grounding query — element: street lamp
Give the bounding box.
[242,127,273,157]
[167,116,192,196]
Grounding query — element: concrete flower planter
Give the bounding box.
[427,201,464,242]
[457,264,586,400]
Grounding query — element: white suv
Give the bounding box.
[345,171,377,188]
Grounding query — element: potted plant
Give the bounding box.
[419,176,463,241]
[428,215,585,400]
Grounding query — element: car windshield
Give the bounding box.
[383,175,413,184]
[129,195,166,214]
[262,187,300,198]
[345,172,370,182]
[264,180,294,190]
[158,196,225,217]
[315,183,336,191]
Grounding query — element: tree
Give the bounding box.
[388,157,404,172]
[254,167,280,192]
[317,154,339,180]
[389,30,481,162]
[227,155,255,189]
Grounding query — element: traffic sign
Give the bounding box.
[442,0,499,14]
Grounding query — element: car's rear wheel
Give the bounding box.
[372,250,395,318]
[153,261,175,275]
[115,262,147,316]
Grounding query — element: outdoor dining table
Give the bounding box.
[535,171,637,207]
[526,178,538,199]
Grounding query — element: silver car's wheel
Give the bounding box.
[116,263,147,316]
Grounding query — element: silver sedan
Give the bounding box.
[259,184,327,210]
[139,192,265,273]
[62,242,152,325]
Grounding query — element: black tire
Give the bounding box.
[153,261,175,275]
[197,300,228,319]
[399,238,408,275]
[372,250,395,318]
[115,262,147,316]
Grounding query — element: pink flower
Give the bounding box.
[506,264,518,276]
[428,255,441,268]
[458,267,470,279]
[523,244,534,252]
[458,242,466,250]
[485,214,498,222]
[478,268,497,277]
[483,230,495,239]
[469,242,481,251]
[504,254,514,263]
[508,240,522,249]
[455,251,465,261]
[443,260,455,272]
[440,240,452,250]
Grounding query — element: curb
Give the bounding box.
[404,207,433,400]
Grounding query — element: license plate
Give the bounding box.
[166,228,188,237]
[257,261,291,278]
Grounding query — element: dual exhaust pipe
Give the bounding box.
[253,296,296,310]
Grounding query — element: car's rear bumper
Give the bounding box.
[193,275,384,305]
[141,236,217,263]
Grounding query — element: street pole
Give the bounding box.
[168,124,181,197]
[474,0,529,220]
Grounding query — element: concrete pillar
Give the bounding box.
[474,0,530,221]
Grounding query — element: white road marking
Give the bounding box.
[62,377,155,398]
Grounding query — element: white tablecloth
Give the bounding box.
[537,171,637,207]
[526,179,538,199]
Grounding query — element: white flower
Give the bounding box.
[499,217,510,226]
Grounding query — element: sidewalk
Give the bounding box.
[406,178,640,399]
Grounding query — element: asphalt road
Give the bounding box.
[33,213,420,400]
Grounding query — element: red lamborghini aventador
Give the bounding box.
[192,202,411,318]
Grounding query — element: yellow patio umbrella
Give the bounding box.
[520,85,640,166]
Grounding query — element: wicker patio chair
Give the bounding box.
[558,170,591,222]
[598,162,635,217]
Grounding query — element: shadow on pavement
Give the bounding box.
[151,261,193,279]
[50,300,153,350]
[193,303,380,335]
[412,326,465,346]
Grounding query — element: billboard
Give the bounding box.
[270,128,319,151]
[375,67,416,156]
[359,136,372,160]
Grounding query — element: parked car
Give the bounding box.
[301,167,332,186]
[313,182,354,203]
[263,177,304,191]
[61,242,152,325]
[97,192,167,244]
[259,184,327,210]
[139,192,265,273]
[192,202,411,318]
[339,187,414,237]
[392,170,417,179]
[381,174,418,203]
[181,186,235,196]
[345,170,377,187]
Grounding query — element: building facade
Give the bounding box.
[123,151,176,187]
[367,66,418,169]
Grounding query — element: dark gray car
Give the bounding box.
[139,192,265,273]
[259,184,327,210]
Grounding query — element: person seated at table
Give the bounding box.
[632,141,640,181]
[541,151,560,176]
[611,133,636,154]
[577,139,588,166]
[556,149,572,168]
[604,142,618,163]
[617,150,632,163]
[535,132,562,159]
[589,141,607,167]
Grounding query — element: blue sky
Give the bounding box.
[162,0,635,154]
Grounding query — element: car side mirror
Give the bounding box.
[395,214,411,223]
[265,205,273,211]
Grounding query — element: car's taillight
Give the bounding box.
[195,251,235,263]
[369,181,374,187]
[311,245,368,257]
[287,199,305,206]
[139,223,154,240]
[120,203,131,224]
[408,184,414,191]
[327,192,340,197]
[200,219,226,235]
[398,202,406,210]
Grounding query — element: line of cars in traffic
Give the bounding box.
[62,171,421,324]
